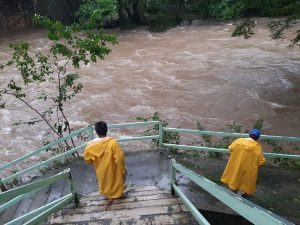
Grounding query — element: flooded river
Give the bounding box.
[0,21,300,165]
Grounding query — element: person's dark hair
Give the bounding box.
[95,121,108,137]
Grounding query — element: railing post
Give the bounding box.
[67,170,79,206]
[170,159,176,196]
[158,120,163,149]
[88,125,94,140]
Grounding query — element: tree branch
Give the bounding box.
[5,92,61,138]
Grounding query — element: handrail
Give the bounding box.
[163,128,300,142]
[163,143,300,160]
[108,121,159,128]
[170,159,294,225]
[1,145,86,184]
[1,135,161,185]
[163,128,300,160]
[23,193,75,225]
[0,187,43,212]
[172,184,210,225]
[0,121,161,186]
[0,121,299,224]
[0,125,91,173]
[0,168,71,202]
[1,121,299,188]
[118,135,159,143]
[0,121,159,175]
[5,193,75,225]
[0,168,78,225]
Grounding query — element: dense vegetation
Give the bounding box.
[1,0,298,43]
[74,0,300,44]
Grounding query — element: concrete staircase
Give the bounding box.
[47,186,198,225]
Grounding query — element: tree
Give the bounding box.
[76,0,118,27]
[123,0,147,24]
[76,0,148,26]
[0,15,117,152]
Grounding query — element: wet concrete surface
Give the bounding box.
[31,149,172,197]
[17,149,300,225]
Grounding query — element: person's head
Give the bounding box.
[249,128,260,140]
[95,121,108,137]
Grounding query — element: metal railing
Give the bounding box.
[162,128,300,160]
[1,121,300,186]
[0,121,299,225]
[0,121,161,185]
[170,159,294,225]
[0,168,78,225]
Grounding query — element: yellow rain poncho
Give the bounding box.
[221,138,265,195]
[84,137,126,199]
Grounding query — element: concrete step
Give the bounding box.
[47,185,198,225]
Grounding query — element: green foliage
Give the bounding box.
[253,119,264,131]
[194,0,300,19]
[262,139,300,168]
[136,112,299,168]
[195,119,299,168]
[210,0,245,21]
[268,14,300,46]
[188,0,300,46]
[194,0,245,20]
[228,1,300,45]
[4,170,21,189]
[233,17,300,46]
[76,0,118,27]
[0,15,116,155]
[137,111,180,146]
[196,121,242,159]
[232,18,255,39]
[147,0,168,15]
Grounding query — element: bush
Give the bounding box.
[76,0,118,27]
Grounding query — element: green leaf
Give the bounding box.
[232,19,256,39]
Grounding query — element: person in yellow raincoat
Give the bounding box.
[84,121,126,199]
[221,128,265,197]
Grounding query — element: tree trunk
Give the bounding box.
[132,0,146,24]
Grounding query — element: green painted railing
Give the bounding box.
[170,159,294,225]
[0,125,92,173]
[0,121,161,185]
[0,121,299,225]
[163,128,300,160]
[0,168,78,225]
[163,128,300,142]
[1,121,300,186]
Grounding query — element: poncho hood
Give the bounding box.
[85,137,113,157]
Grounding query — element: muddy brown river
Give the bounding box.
[0,21,300,165]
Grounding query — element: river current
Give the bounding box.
[0,21,300,166]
